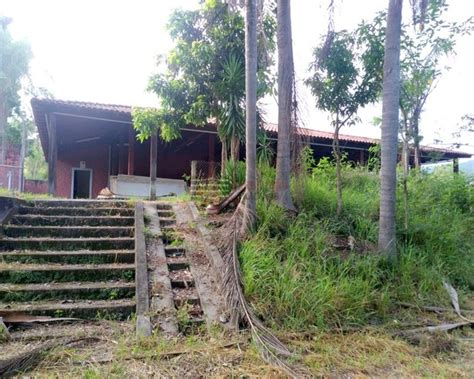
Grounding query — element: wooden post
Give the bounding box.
[453,158,459,174]
[46,113,57,196]
[190,160,197,196]
[128,126,135,176]
[150,133,158,200]
[208,134,215,178]
[359,150,365,166]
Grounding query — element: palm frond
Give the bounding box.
[217,199,311,377]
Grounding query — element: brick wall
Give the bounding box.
[24,179,48,194]
[57,144,109,198]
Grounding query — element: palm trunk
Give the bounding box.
[230,135,240,162]
[274,0,296,212]
[378,0,403,259]
[0,93,7,164]
[242,0,258,233]
[231,135,241,189]
[333,126,343,216]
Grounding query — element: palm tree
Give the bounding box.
[242,0,258,231]
[378,0,403,258]
[274,0,296,211]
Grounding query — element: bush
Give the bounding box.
[239,165,473,331]
[219,160,246,196]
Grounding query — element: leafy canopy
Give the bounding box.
[0,17,32,117]
[133,0,276,143]
[305,23,384,128]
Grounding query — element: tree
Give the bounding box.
[0,17,31,163]
[274,0,296,212]
[378,0,403,258]
[399,0,473,170]
[242,0,258,232]
[306,29,383,215]
[133,1,275,176]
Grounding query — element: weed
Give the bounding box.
[239,165,474,331]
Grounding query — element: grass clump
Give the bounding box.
[240,162,473,331]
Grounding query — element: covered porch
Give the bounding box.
[31,98,220,199]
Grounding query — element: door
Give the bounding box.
[72,169,92,199]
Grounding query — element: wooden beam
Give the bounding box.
[127,126,135,176]
[150,133,158,200]
[46,113,57,196]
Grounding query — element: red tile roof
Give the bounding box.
[31,98,132,115]
[263,122,379,145]
[31,98,472,158]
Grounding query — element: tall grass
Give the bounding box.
[239,162,473,330]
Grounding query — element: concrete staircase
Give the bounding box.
[0,200,136,320]
[146,203,205,334]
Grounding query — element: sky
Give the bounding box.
[2,0,473,153]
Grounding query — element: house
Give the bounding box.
[31,98,472,199]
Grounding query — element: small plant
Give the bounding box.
[219,160,246,196]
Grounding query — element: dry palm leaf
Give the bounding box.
[217,199,311,378]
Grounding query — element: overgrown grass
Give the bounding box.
[240,162,473,331]
[0,188,55,200]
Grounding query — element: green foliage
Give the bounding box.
[0,17,32,115]
[24,136,47,180]
[132,107,180,143]
[239,165,473,331]
[367,144,381,172]
[135,1,276,149]
[256,130,274,166]
[218,159,246,196]
[362,4,474,151]
[305,26,383,128]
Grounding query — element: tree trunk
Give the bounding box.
[378,0,403,259]
[242,0,258,233]
[220,137,228,176]
[0,93,7,164]
[149,133,157,200]
[413,118,421,170]
[274,0,296,212]
[230,135,240,162]
[333,126,343,216]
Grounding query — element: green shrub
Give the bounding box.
[239,165,473,331]
[219,160,246,196]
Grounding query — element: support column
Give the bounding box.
[128,126,135,176]
[359,150,365,165]
[208,133,215,178]
[453,158,459,174]
[46,113,57,196]
[150,133,158,200]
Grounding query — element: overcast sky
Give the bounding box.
[2,0,473,153]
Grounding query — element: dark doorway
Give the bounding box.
[72,169,92,199]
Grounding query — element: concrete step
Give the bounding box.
[0,250,135,264]
[0,237,135,251]
[167,261,190,271]
[156,203,173,210]
[0,280,135,302]
[19,207,134,217]
[172,287,200,307]
[10,215,135,227]
[164,246,186,258]
[24,200,132,209]
[0,263,135,284]
[170,279,195,288]
[0,299,136,319]
[3,225,134,238]
[159,217,176,227]
[157,210,175,218]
